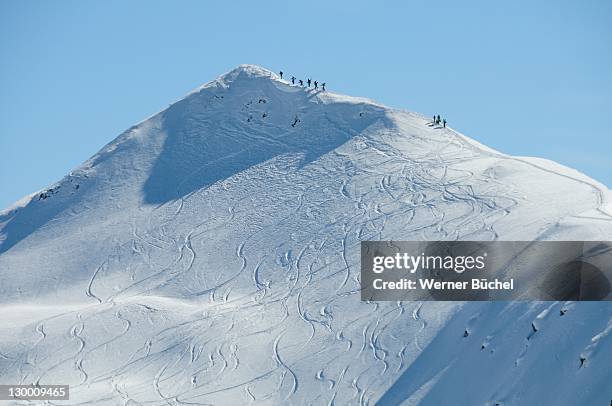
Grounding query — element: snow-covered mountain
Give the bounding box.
[1,64,611,405]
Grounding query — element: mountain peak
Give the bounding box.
[219,64,277,82]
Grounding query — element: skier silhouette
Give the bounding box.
[443,119,447,128]
[322,82,326,91]
[291,76,296,84]
[279,71,283,79]
[314,80,318,89]
[433,114,436,123]
[307,78,311,87]
[299,79,304,86]
[436,115,441,125]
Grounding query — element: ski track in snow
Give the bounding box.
[1,65,611,405]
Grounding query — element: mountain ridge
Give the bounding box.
[3,64,610,216]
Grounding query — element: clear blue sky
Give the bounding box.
[1,0,611,209]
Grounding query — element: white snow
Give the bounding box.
[0,64,611,405]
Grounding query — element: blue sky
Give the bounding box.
[1,0,611,209]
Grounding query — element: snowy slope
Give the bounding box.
[0,64,611,405]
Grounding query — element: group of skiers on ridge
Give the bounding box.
[279,71,326,91]
[281,70,446,129]
[433,114,447,128]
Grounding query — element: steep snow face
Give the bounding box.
[0,65,611,405]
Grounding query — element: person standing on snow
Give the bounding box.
[443,119,447,128]
[314,80,318,89]
[322,82,326,91]
[299,79,304,86]
[291,76,296,84]
[307,78,311,87]
[436,115,441,125]
[280,71,283,79]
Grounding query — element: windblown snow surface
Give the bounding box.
[1,65,611,405]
